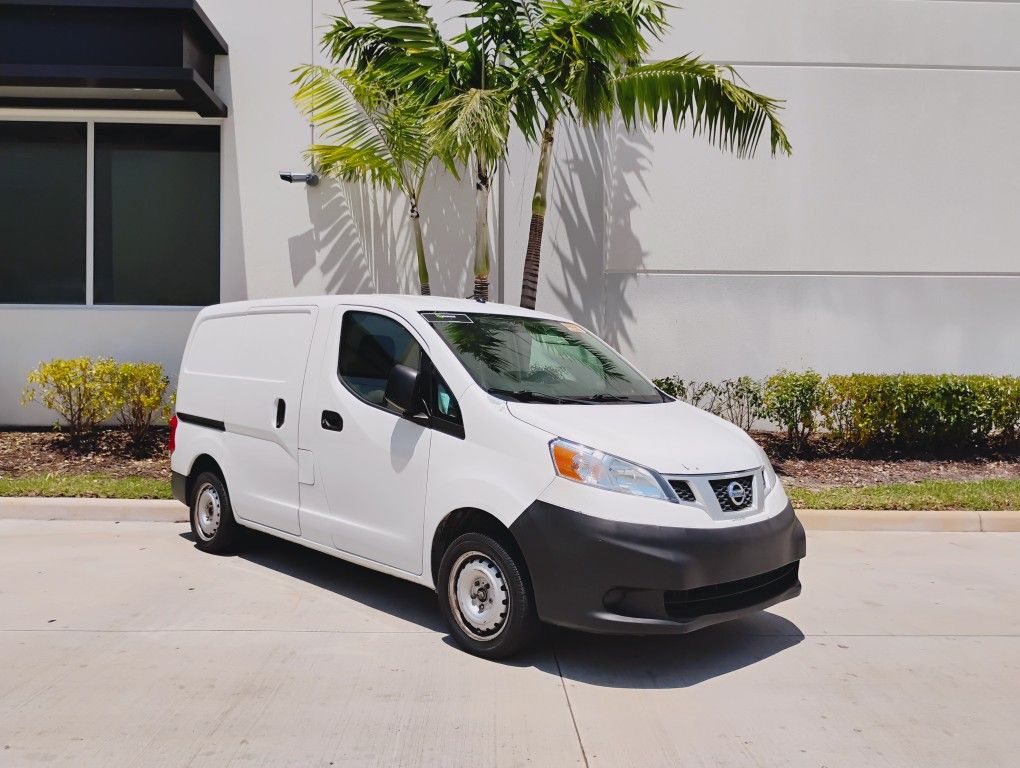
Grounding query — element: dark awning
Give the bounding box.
[0,0,228,117]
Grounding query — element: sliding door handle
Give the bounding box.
[275,399,286,428]
[321,410,344,432]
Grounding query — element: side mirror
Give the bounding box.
[384,364,421,416]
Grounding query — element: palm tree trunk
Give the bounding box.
[409,202,430,296]
[473,157,491,301]
[520,117,555,310]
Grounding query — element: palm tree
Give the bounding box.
[320,1,537,301]
[428,84,512,302]
[507,0,793,309]
[292,65,436,295]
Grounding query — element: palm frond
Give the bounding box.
[321,3,453,101]
[428,88,511,170]
[614,56,792,157]
[529,0,670,124]
[292,65,405,186]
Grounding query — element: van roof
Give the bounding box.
[199,294,570,322]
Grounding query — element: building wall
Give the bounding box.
[2,0,1019,425]
[585,0,1020,379]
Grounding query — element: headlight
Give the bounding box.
[757,445,780,492]
[550,439,670,500]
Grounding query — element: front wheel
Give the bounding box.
[438,532,540,659]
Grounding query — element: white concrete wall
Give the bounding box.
[566,0,1020,379]
[2,0,1019,425]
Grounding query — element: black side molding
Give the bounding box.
[176,412,225,432]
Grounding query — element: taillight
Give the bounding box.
[168,414,178,454]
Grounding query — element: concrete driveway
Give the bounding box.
[0,519,1018,767]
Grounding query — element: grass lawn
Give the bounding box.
[0,473,172,500]
[2,473,1019,510]
[787,479,1020,511]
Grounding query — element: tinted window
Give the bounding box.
[338,311,422,409]
[94,123,219,305]
[0,121,86,303]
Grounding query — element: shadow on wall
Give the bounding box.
[546,120,652,350]
[421,164,476,299]
[289,168,476,298]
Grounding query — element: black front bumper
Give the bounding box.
[509,499,806,634]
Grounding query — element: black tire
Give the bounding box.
[189,470,241,554]
[438,531,540,659]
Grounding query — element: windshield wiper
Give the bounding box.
[486,388,570,404]
[576,393,633,403]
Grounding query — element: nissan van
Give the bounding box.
[170,295,805,658]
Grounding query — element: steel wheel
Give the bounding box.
[448,551,510,641]
[193,482,222,541]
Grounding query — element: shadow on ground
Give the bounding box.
[181,529,803,689]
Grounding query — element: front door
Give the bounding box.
[301,307,432,574]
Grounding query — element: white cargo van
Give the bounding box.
[170,295,804,658]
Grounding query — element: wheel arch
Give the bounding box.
[429,507,528,587]
[185,453,226,504]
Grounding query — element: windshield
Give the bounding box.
[421,312,665,404]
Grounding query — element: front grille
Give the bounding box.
[664,562,799,620]
[668,479,696,502]
[709,475,754,512]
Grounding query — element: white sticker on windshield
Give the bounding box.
[421,312,474,324]
[560,322,585,333]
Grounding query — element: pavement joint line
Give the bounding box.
[552,639,591,768]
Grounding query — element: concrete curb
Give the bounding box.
[797,509,1020,532]
[0,497,187,523]
[1,497,1018,531]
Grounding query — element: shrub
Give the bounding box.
[714,377,764,431]
[653,376,764,430]
[654,376,717,411]
[824,374,1020,452]
[162,390,177,426]
[657,370,1020,453]
[113,362,170,446]
[21,357,120,443]
[762,370,826,451]
[983,377,1020,445]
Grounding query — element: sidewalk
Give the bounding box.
[1,497,1017,531]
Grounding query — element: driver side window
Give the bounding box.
[338,311,422,411]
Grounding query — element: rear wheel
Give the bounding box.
[189,471,240,554]
[438,532,540,659]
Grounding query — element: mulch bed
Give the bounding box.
[753,432,1020,490]
[2,428,1018,491]
[0,428,169,481]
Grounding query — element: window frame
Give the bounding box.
[335,308,465,440]
[0,110,223,309]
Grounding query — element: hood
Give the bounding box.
[506,400,762,475]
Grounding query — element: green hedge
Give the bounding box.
[654,372,1020,452]
[824,374,1020,450]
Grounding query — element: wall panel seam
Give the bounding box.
[716,61,1020,73]
[605,269,1020,278]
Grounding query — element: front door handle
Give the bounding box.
[275,399,286,428]
[321,410,344,432]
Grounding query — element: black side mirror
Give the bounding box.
[384,364,421,416]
